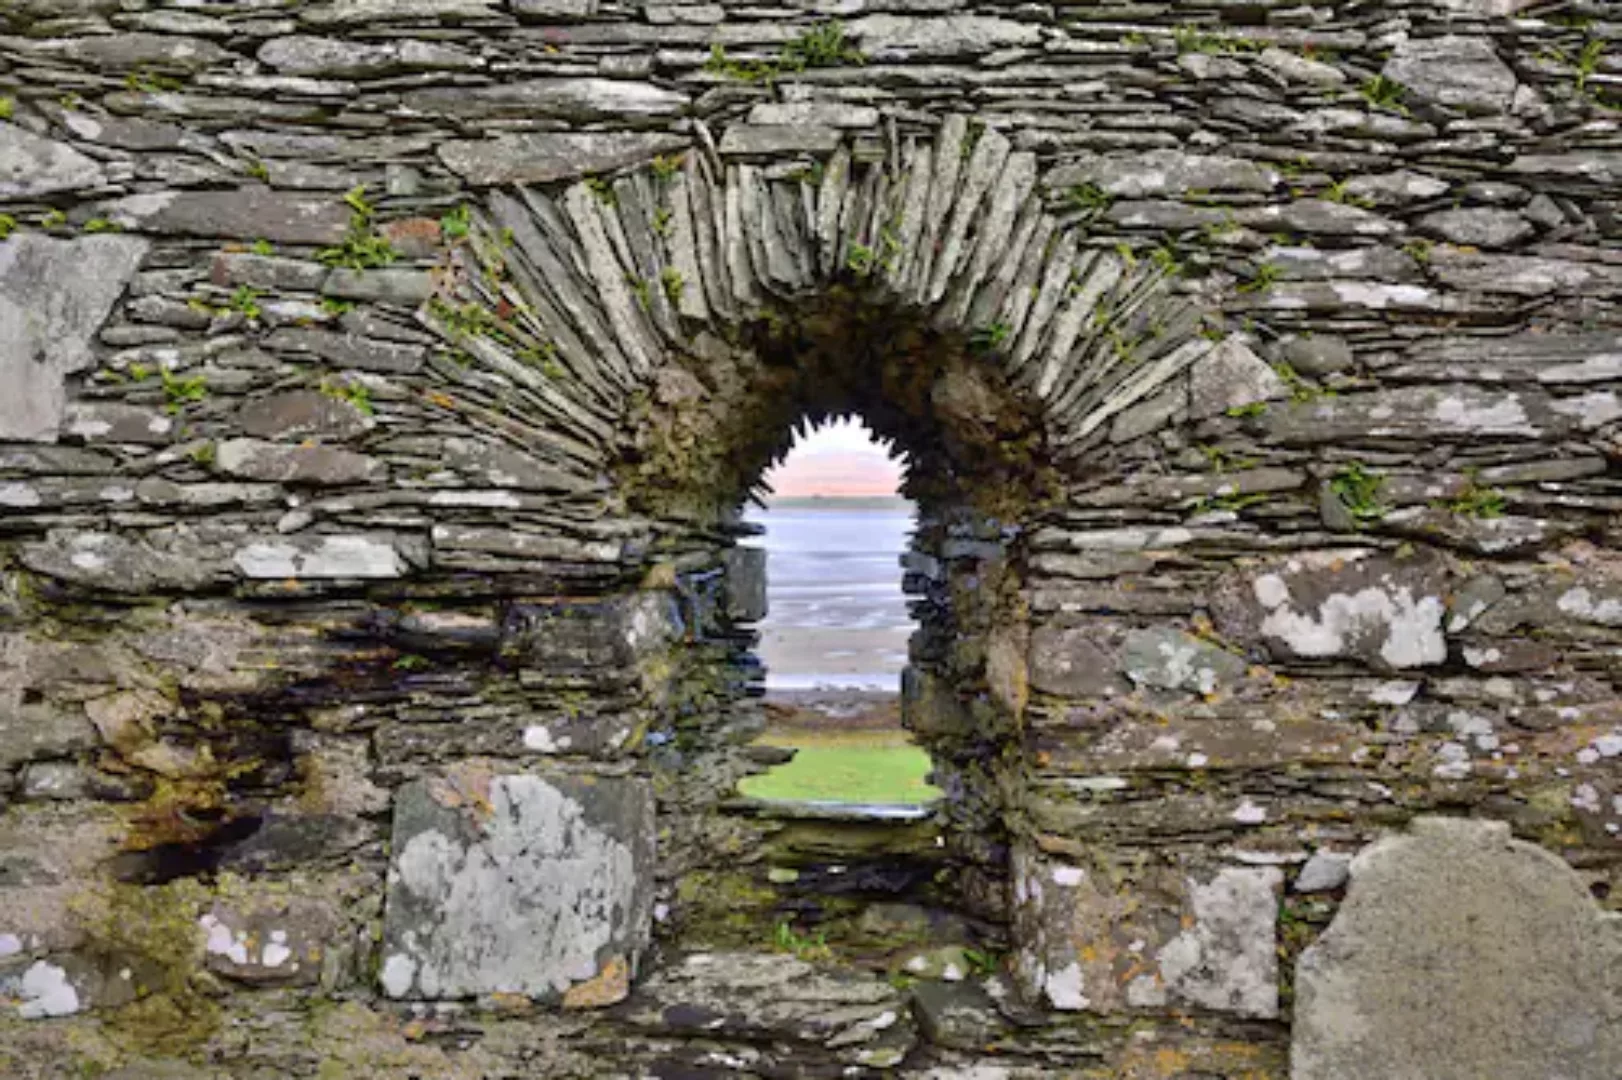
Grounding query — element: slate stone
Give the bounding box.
[210,252,328,292]
[1418,207,1533,249]
[851,14,1042,58]
[1014,847,1281,1018]
[215,438,384,485]
[264,327,427,373]
[1294,818,1622,1080]
[0,123,104,198]
[1382,36,1517,116]
[301,0,503,25]
[199,898,338,985]
[1278,334,1355,378]
[1189,337,1287,419]
[233,535,402,580]
[1257,46,1347,88]
[723,545,767,623]
[258,35,482,77]
[1027,625,1128,698]
[21,529,227,592]
[438,132,688,186]
[718,124,843,157]
[1118,628,1248,694]
[619,952,915,1066]
[403,79,686,122]
[1211,550,1450,670]
[85,189,351,244]
[60,403,176,446]
[0,235,149,443]
[380,769,654,1003]
[321,268,434,305]
[234,391,372,441]
[1048,149,1277,197]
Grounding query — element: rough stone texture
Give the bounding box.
[1294,818,1622,1080]
[0,235,149,442]
[1382,36,1518,115]
[0,3,1619,1077]
[0,124,104,198]
[438,132,688,186]
[1014,848,1281,1019]
[380,770,654,1003]
[1212,551,1450,669]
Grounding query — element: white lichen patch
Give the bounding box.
[1556,587,1622,627]
[17,961,80,1019]
[1044,960,1088,1010]
[1254,575,1445,668]
[383,775,640,1000]
[1156,868,1280,1019]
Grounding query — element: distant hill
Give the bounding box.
[764,495,914,512]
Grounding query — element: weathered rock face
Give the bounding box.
[0,1,1618,1077]
[0,235,149,441]
[1294,818,1622,1080]
[381,770,654,1004]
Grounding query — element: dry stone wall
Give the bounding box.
[0,0,1620,1077]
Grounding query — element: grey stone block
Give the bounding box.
[0,235,149,443]
[1294,817,1622,1080]
[380,770,654,1003]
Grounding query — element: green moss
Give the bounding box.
[74,880,220,1057]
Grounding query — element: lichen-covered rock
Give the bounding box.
[1211,551,1450,669]
[380,769,654,1003]
[0,235,150,443]
[1118,628,1248,694]
[0,124,104,198]
[1382,36,1518,115]
[1014,848,1280,1019]
[1293,818,1622,1080]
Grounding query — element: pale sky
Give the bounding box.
[763,418,903,498]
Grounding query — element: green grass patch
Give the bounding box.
[739,727,942,806]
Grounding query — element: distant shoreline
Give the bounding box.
[761,495,914,512]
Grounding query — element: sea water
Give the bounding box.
[742,500,915,692]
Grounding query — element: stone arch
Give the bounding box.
[405,114,1289,965]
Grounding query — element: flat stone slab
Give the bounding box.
[0,234,149,442]
[1293,817,1622,1080]
[381,768,654,1004]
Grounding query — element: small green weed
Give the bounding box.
[320,379,374,417]
[1441,483,1506,519]
[317,185,397,270]
[1237,262,1282,295]
[1361,75,1408,111]
[1330,462,1387,523]
[228,286,261,320]
[160,370,208,415]
[773,921,832,962]
[441,203,472,241]
[1067,182,1112,221]
[660,266,685,304]
[971,321,1013,352]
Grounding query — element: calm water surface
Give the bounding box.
[742,502,915,691]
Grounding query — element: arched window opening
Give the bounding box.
[737,418,941,808]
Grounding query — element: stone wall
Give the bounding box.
[0,1,1619,1076]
